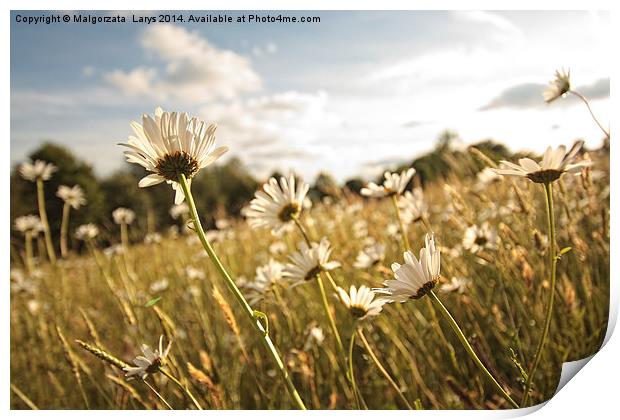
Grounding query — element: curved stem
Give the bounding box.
[142,379,174,410]
[178,174,306,410]
[521,182,557,407]
[357,328,413,409]
[428,291,519,408]
[391,194,410,251]
[569,90,610,139]
[348,329,368,409]
[292,217,312,245]
[36,178,56,265]
[160,368,202,410]
[60,202,70,258]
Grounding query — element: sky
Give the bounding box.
[10,10,611,182]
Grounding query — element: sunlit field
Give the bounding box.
[10,108,609,409]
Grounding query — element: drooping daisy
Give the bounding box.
[375,233,441,301]
[119,107,229,204]
[283,238,340,283]
[112,207,135,225]
[398,188,428,224]
[462,222,499,254]
[14,215,44,234]
[543,68,571,103]
[56,185,87,209]
[124,335,172,380]
[361,168,415,198]
[19,160,57,182]
[494,141,591,184]
[75,224,99,241]
[353,243,386,269]
[245,174,310,235]
[337,285,387,320]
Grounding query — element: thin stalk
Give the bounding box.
[36,178,56,264]
[348,330,368,409]
[24,231,34,273]
[142,379,174,410]
[428,291,519,408]
[178,174,306,410]
[316,274,344,355]
[292,217,312,245]
[60,202,70,258]
[160,368,203,410]
[521,182,557,407]
[391,194,410,251]
[120,223,129,250]
[357,328,413,409]
[569,90,610,139]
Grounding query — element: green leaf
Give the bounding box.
[556,247,572,260]
[253,310,269,335]
[145,297,162,307]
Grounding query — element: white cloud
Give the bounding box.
[105,24,261,103]
[199,90,341,177]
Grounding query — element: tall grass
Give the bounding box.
[10,149,609,409]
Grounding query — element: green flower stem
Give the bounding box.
[391,194,410,251]
[24,231,34,273]
[159,367,203,410]
[348,329,368,409]
[569,90,610,139]
[60,202,70,258]
[120,223,129,250]
[178,174,306,410]
[292,217,344,353]
[357,328,413,409]
[36,178,56,265]
[142,379,174,410]
[428,290,519,408]
[522,182,557,407]
[317,274,344,355]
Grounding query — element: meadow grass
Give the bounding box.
[10,149,609,409]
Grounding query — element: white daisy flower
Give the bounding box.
[185,266,205,281]
[494,141,591,184]
[337,285,387,320]
[462,222,499,254]
[543,68,571,103]
[56,185,87,209]
[19,160,57,182]
[149,278,169,293]
[283,238,341,283]
[353,243,386,269]
[303,326,325,351]
[124,335,172,380]
[268,241,288,255]
[144,233,162,244]
[361,168,415,198]
[375,233,441,301]
[75,224,99,241]
[398,188,428,224]
[245,175,310,235]
[119,107,228,204]
[440,277,472,294]
[169,203,190,220]
[14,215,44,234]
[244,259,284,304]
[112,207,135,225]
